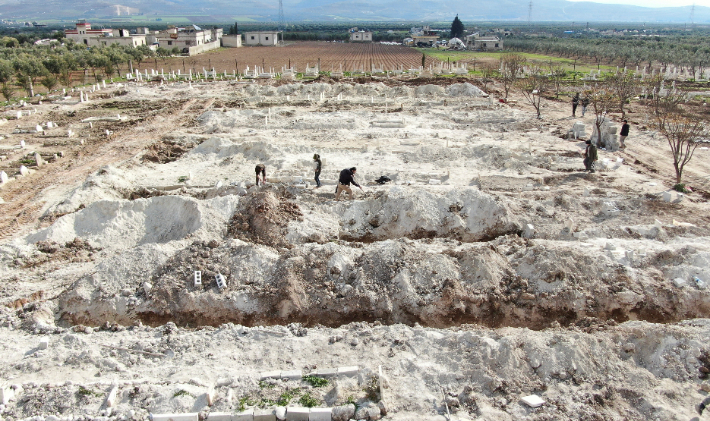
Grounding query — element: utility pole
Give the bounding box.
[528,1,533,23]
[278,0,285,31]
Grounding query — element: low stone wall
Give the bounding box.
[188,40,221,57]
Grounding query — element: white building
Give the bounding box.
[65,20,146,47]
[151,25,223,54]
[465,35,503,51]
[349,31,372,42]
[221,34,242,48]
[243,31,280,46]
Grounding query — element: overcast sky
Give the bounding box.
[567,0,708,7]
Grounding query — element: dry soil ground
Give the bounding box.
[0,72,709,421]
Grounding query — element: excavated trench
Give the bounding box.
[52,183,710,331]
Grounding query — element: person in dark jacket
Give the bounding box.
[581,96,590,116]
[313,154,322,188]
[619,120,630,149]
[583,140,598,173]
[572,93,580,117]
[335,167,363,200]
[255,164,266,186]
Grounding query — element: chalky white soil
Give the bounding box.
[1,76,709,421]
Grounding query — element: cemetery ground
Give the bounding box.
[0,71,709,421]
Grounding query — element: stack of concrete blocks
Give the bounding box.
[590,118,620,151]
[569,121,586,140]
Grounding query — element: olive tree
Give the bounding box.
[518,64,548,119]
[607,70,637,118]
[500,54,525,101]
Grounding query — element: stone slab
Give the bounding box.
[254,409,276,421]
[207,413,234,421]
[280,370,302,380]
[234,408,254,421]
[521,394,545,408]
[151,413,199,421]
[260,371,281,380]
[337,366,359,377]
[285,407,309,421]
[312,368,337,378]
[308,408,332,421]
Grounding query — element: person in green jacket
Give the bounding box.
[583,140,598,173]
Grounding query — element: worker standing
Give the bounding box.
[255,164,266,186]
[313,154,322,188]
[335,167,363,201]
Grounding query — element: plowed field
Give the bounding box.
[135,41,444,74]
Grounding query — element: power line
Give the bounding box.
[278,0,285,31]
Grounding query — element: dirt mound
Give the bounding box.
[142,140,193,164]
[229,186,304,248]
[21,238,101,268]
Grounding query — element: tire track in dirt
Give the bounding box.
[0,97,209,241]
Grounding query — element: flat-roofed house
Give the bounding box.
[244,31,280,46]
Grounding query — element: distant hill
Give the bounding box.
[1,0,708,23]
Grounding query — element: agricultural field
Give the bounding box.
[416,48,618,74]
[137,42,444,75]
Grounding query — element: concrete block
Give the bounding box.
[254,409,276,421]
[522,224,535,239]
[286,406,311,421]
[625,250,634,261]
[280,370,302,380]
[285,408,309,421]
[672,278,687,288]
[583,187,590,197]
[105,385,118,407]
[521,394,545,408]
[215,273,227,290]
[312,368,337,378]
[260,371,281,380]
[151,413,199,421]
[0,387,15,405]
[206,388,216,406]
[234,408,254,421]
[428,179,441,185]
[207,413,234,421]
[337,366,359,377]
[662,191,673,202]
[308,408,332,421]
[38,337,49,350]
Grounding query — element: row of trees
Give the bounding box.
[0,41,161,101]
[500,53,706,185]
[506,36,710,77]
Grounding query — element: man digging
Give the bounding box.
[335,167,363,201]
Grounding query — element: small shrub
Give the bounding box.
[77,386,101,397]
[259,380,275,389]
[672,183,690,193]
[173,389,194,398]
[277,388,301,406]
[299,392,319,408]
[302,375,328,387]
[238,396,257,411]
[178,176,188,183]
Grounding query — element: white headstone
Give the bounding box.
[20,140,26,149]
[35,125,43,133]
[0,171,8,184]
[19,165,29,176]
[34,152,44,166]
[16,111,22,119]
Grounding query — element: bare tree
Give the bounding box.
[479,63,497,91]
[586,82,618,147]
[518,65,548,119]
[607,70,637,118]
[547,61,566,99]
[654,92,707,185]
[500,54,525,101]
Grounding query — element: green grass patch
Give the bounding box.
[259,380,276,389]
[276,388,301,406]
[299,392,319,408]
[76,386,102,398]
[238,396,257,412]
[302,375,329,388]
